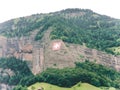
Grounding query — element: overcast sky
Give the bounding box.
[0,0,120,23]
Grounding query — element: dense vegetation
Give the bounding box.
[17,61,120,89]
[0,57,33,85]
[50,16,120,53]
[1,9,120,54]
[0,14,45,37]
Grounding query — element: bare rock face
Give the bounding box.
[5,37,34,61]
[0,83,14,90]
[0,68,14,90]
[21,44,33,53]
[44,40,75,69]
[1,34,120,74]
[0,35,44,74]
[44,40,120,71]
[0,68,14,77]
[0,36,7,57]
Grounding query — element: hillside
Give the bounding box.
[0,57,32,85]
[0,9,120,73]
[20,61,120,88]
[27,82,117,90]
[9,60,120,90]
[0,8,120,72]
[1,8,120,89]
[28,82,103,90]
[0,9,120,55]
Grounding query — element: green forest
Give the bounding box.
[1,9,120,55]
[13,60,120,90]
[1,57,120,89]
[0,57,33,85]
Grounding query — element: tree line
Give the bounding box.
[18,60,120,89]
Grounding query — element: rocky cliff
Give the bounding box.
[1,27,120,75]
[0,83,14,90]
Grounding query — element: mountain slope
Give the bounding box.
[1,9,120,75]
[0,8,120,55]
[1,9,120,89]
[0,57,32,85]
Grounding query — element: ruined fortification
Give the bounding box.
[0,33,120,74]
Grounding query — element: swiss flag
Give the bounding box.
[52,42,61,50]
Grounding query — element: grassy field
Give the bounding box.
[28,82,104,90]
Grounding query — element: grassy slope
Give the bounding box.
[28,82,103,90]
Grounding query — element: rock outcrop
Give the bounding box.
[44,40,120,71]
[1,32,120,74]
[0,83,14,90]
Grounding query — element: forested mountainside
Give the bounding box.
[1,8,120,90]
[0,8,120,55]
[0,57,32,85]
[21,61,120,88]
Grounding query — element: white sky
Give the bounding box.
[0,0,120,23]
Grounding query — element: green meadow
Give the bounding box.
[28,82,116,90]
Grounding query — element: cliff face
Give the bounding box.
[0,36,7,57]
[0,84,14,90]
[1,30,120,75]
[45,40,120,71]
